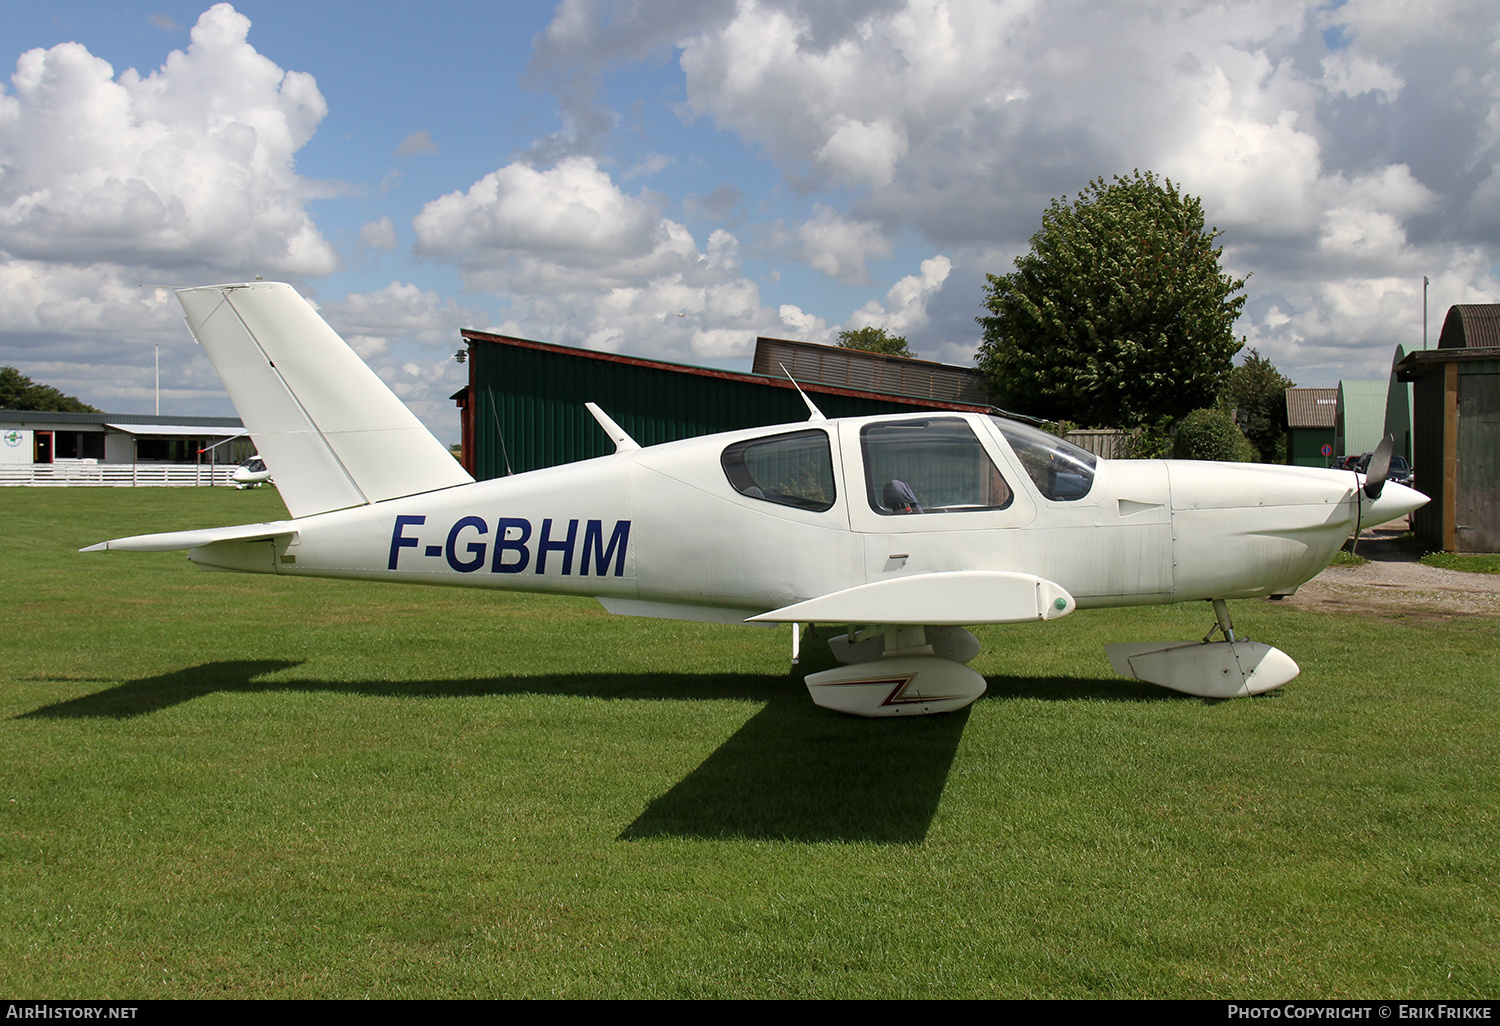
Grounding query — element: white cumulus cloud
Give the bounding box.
[359,216,398,252]
[797,205,893,285]
[847,254,952,336]
[0,2,337,276]
[413,155,699,292]
[0,4,343,417]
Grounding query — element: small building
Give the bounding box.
[453,333,995,480]
[1284,387,1338,467]
[0,409,250,485]
[1395,305,1500,553]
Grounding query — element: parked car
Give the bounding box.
[1353,451,1412,487]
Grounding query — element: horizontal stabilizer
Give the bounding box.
[749,571,1075,625]
[82,522,297,553]
[176,282,472,518]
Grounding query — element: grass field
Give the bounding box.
[1,488,1496,998]
[1422,551,1500,575]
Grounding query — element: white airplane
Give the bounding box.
[85,282,1427,717]
[230,454,272,489]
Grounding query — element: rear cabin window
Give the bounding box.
[721,430,836,512]
[861,419,1013,515]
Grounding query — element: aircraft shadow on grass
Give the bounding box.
[19,659,1186,844]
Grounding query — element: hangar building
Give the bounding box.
[452,333,995,480]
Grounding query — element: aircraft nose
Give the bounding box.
[1363,480,1428,526]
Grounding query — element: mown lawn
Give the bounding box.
[1,487,1495,998]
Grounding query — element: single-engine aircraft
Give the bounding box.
[231,454,272,489]
[85,282,1428,717]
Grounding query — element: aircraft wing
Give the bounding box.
[81,522,297,553]
[747,571,1075,626]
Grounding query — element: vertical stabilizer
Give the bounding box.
[176,282,473,518]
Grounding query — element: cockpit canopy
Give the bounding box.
[717,415,1098,515]
[987,417,1097,502]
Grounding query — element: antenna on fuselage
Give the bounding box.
[778,363,825,422]
[585,402,641,453]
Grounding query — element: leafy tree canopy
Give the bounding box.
[0,366,99,413]
[1227,348,1296,464]
[1173,407,1256,462]
[836,326,914,359]
[977,170,1246,427]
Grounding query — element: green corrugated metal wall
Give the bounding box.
[1288,427,1334,467]
[1335,380,1389,456]
[468,338,973,480]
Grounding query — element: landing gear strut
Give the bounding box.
[1104,599,1299,698]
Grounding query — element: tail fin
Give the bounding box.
[176,282,472,518]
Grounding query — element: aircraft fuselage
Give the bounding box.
[185,412,1418,621]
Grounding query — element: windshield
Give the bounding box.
[987,417,1097,501]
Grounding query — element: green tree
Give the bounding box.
[836,326,914,358]
[0,366,98,412]
[1172,407,1256,462]
[1226,348,1295,464]
[976,171,1247,427]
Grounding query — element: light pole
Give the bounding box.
[1422,275,1430,350]
[154,344,160,415]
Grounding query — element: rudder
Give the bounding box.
[176,282,472,518]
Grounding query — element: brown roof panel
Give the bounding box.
[751,337,990,405]
[1437,304,1500,349]
[1285,387,1338,428]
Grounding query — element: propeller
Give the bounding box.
[1362,434,1394,500]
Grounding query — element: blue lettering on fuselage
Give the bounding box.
[389,515,425,570]
[445,516,488,572]
[388,515,630,577]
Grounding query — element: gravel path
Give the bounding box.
[1278,520,1500,619]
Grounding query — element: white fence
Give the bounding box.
[0,462,239,487]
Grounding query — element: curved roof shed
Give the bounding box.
[1438,305,1500,349]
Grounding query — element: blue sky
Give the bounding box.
[2,1,1498,442]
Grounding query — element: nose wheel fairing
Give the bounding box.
[1103,598,1299,698]
[1104,639,1299,698]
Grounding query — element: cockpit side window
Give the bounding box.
[861,419,1013,515]
[721,430,836,512]
[988,417,1097,501]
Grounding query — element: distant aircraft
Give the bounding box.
[85,283,1427,717]
[231,455,272,489]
